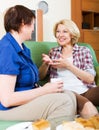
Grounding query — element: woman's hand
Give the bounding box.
[43,81,64,93]
[42,53,53,65]
[50,54,73,69]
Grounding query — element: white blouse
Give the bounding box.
[57,57,88,94]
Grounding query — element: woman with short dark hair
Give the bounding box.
[0,5,76,128]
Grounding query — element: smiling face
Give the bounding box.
[53,19,80,46]
[55,24,72,47]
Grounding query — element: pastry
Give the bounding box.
[62,121,94,130]
[32,119,50,130]
[75,115,99,129]
[62,121,85,130]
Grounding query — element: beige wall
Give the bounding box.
[0,0,71,41]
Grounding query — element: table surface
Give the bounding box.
[0,121,21,130]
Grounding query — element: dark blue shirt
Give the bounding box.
[0,33,39,110]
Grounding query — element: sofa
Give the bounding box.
[0,41,99,130]
[24,41,99,86]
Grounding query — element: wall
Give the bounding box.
[0,0,71,41]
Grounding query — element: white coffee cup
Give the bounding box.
[50,77,63,83]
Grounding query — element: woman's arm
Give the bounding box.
[68,47,95,83]
[39,53,53,80]
[39,62,49,80]
[0,75,63,108]
[51,54,95,84]
[67,63,95,83]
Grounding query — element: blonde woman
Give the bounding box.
[39,19,99,118]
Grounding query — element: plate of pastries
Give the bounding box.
[57,115,99,130]
[6,115,99,130]
[6,119,50,130]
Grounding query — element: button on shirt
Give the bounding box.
[0,33,39,110]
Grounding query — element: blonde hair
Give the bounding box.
[53,19,80,45]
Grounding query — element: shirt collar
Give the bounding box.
[6,32,23,53]
[55,46,62,52]
[72,44,79,53]
[57,44,79,53]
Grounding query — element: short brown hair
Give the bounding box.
[4,5,35,32]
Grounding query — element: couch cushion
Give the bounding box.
[24,41,58,68]
[95,66,99,86]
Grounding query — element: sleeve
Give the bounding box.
[48,48,53,59]
[82,47,96,76]
[0,47,19,75]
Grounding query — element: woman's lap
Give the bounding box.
[82,86,99,106]
[0,92,76,121]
